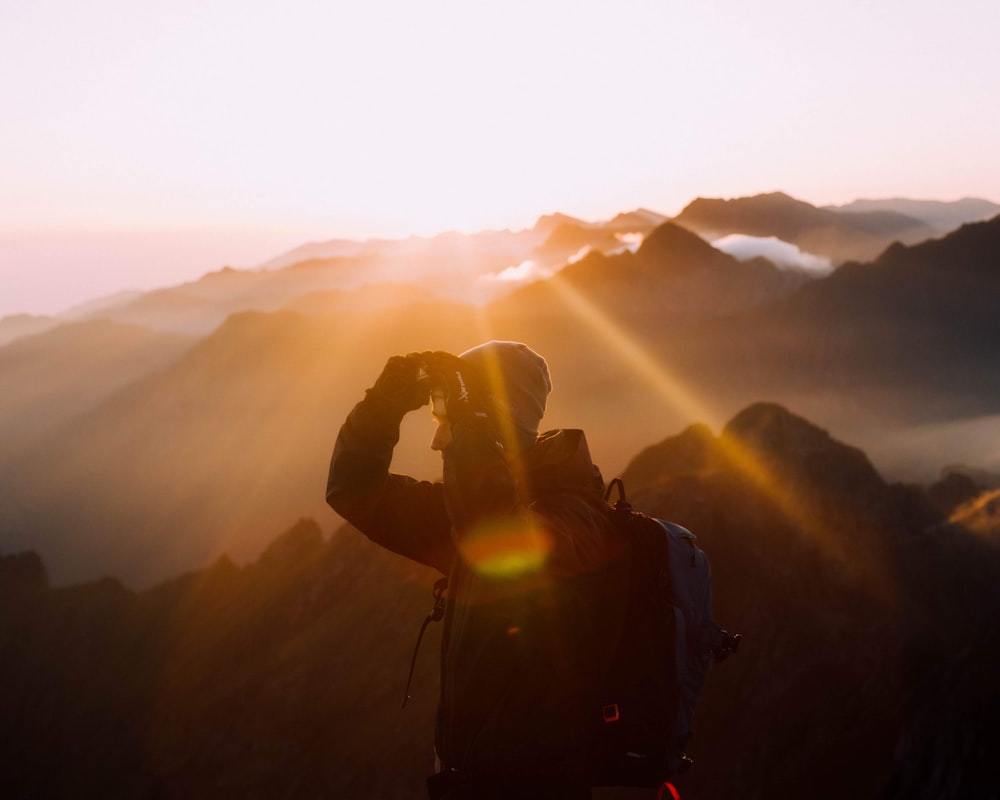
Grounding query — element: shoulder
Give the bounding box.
[529,491,620,575]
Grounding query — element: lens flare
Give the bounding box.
[458,518,554,579]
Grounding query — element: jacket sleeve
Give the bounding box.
[326,393,455,574]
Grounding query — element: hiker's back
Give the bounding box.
[588,480,741,790]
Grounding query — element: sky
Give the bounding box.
[2,0,999,316]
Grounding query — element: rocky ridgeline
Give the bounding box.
[2,403,999,799]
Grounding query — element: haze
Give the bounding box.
[3,0,1000,316]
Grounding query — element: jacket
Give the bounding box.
[326,392,622,781]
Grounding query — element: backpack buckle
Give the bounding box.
[602,703,621,723]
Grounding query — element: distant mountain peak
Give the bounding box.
[681,191,811,214]
[619,423,717,489]
[871,212,1000,271]
[533,212,589,235]
[723,402,886,497]
[605,208,669,231]
[636,220,731,262]
[258,518,325,567]
[827,197,1000,231]
[673,191,940,264]
[618,402,890,513]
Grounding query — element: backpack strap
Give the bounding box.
[659,782,682,800]
[603,477,636,529]
[402,576,448,708]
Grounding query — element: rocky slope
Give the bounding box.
[3,404,998,798]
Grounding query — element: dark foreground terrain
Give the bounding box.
[3,403,999,799]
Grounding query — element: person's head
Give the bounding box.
[430,341,551,453]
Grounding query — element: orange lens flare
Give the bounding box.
[458,519,554,578]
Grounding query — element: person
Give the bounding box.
[326,341,624,800]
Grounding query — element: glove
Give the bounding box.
[368,353,431,415]
[422,351,490,427]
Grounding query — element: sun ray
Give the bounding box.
[536,276,898,600]
[543,277,722,428]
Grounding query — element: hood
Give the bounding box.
[523,429,605,500]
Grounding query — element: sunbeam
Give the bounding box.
[535,277,897,598]
[543,276,722,428]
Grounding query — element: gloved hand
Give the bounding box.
[422,351,490,427]
[368,353,431,415]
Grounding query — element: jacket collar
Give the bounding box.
[522,429,605,500]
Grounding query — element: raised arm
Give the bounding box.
[326,355,455,574]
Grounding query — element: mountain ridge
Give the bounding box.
[827,197,1000,229]
[5,213,1000,585]
[3,402,998,798]
[2,193,991,347]
[673,191,941,264]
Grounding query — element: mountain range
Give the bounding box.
[3,403,997,798]
[673,191,974,264]
[3,193,995,346]
[2,193,1000,587]
[3,191,1000,797]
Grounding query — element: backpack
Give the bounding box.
[405,477,741,791]
[590,478,741,789]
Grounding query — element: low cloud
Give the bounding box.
[712,234,832,276]
[482,260,548,283]
[471,259,556,304]
[613,232,644,254]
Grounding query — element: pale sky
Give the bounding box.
[2,0,998,316]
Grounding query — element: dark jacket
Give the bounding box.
[326,393,621,781]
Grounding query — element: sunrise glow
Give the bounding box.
[2,0,999,316]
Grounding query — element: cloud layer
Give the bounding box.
[712,234,833,275]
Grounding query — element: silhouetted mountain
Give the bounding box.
[260,226,552,287]
[29,195,978,348]
[534,208,667,266]
[257,238,367,270]
[533,221,623,261]
[828,197,1000,230]
[496,221,811,322]
[3,405,997,798]
[60,288,145,320]
[618,403,1000,799]
[605,208,669,232]
[0,518,443,799]
[279,282,436,316]
[924,471,984,517]
[2,222,809,587]
[727,216,1000,417]
[0,313,61,347]
[598,213,999,459]
[72,218,661,336]
[673,192,939,264]
[0,319,192,453]
[533,211,589,235]
[941,464,1000,490]
[7,213,1000,587]
[68,264,404,336]
[0,303,485,586]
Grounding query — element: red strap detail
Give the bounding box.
[658,782,681,800]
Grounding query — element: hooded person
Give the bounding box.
[326,342,621,800]
[455,340,552,453]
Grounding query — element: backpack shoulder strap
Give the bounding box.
[401,576,448,708]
